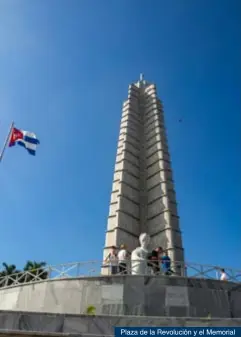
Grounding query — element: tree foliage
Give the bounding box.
[23,261,48,282]
[0,261,48,287]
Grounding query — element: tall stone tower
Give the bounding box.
[103,75,184,267]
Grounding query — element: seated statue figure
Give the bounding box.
[131,233,150,275]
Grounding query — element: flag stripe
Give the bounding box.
[17,140,37,153]
[17,141,36,155]
[17,142,25,147]
[27,148,36,156]
[24,135,40,145]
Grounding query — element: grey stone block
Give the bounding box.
[19,313,64,332]
[0,311,21,330]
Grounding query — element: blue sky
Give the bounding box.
[0,0,240,272]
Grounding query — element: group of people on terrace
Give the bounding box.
[104,232,232,281]
[105,244,173,276]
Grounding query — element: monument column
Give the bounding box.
[102,75,184,274]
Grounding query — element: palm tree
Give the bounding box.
[0,263,21,286]
[23,261,48,282]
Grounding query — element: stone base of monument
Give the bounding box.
[0,275,240,318]
[0,311,240,334]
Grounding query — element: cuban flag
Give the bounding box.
[9,127,40,155]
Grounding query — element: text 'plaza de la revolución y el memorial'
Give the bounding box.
[103,74,184,267]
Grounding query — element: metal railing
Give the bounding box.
[0,260,240,289]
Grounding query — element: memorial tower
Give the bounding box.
[103,75,184,268]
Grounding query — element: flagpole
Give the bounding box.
[0,121,14,163]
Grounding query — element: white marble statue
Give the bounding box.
[131,233,150,275]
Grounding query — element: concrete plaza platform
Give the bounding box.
[0,275,240,318]
[0,310,240,334]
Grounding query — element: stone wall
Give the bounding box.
[0,276,240,318]
[0,311,240,334]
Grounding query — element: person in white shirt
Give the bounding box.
[105,246,118,275]
[118,244,128,274]
[220,268,227,281]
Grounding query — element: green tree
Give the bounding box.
[23,261,48,282]
[0,263,21,286]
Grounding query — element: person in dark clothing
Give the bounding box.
[148,247,163,275]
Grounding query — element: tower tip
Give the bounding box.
[140,73,144,81]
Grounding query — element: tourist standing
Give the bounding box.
[148,247,163,275]
[161,251,173,275]
[105,246,118,275]
[118,244,128,274]
[220,268,227,281]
